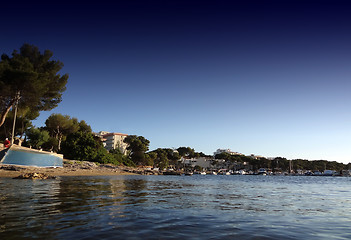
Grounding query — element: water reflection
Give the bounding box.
[1,175,351,239]
[0,178,61,239]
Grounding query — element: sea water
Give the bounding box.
[1,175,351,239]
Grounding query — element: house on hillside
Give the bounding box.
[180,157,215,169]
[213,149,244,156]
[99,132,129,154]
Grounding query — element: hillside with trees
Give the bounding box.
[214,153,350,173]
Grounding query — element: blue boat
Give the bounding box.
[0,145,63,168]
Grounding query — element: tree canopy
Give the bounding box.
[124,135,150,165]
[25,127,50,149]
[177,147,196,157]
[61,131,105,162]
[45,114,79,151]
[0,106,36,140]
[147,148,181,169]
[0,44,68,128]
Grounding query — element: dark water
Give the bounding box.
[1,175,351,240]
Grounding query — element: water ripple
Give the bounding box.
[1,175,351,239]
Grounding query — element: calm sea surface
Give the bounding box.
[1,175,351,239]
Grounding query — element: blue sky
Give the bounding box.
[2,1,351,163]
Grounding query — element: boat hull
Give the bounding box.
[0,146,63,168]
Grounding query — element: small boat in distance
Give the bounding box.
[323,170,335,176]
[218,169,230,175]
[257,168,267,175]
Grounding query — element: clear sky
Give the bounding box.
[2,0,351,163]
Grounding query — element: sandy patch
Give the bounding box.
[0,160,139,178]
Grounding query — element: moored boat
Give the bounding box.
[257,168,267,175]
[323,170,335,176]
[0,145,63,168]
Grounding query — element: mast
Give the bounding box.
[11,91,20,145]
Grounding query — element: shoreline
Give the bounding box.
[0,160,140,178]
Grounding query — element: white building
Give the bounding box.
[180,157,213,169]
[213,149,243,156]
[96,131,110,137]
[102,132,129,154]
[249,154,264,159]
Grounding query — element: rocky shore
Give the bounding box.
[0,160,160,179]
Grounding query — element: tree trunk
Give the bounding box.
[0,98,16,128]
[58,135,62,151]
[56,126,62,151]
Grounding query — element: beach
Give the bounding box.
[0,159,139,178]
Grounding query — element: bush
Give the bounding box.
[61,131,100,161]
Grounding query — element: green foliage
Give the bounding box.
[45,113,79,150]
[0,106,36,140]
[25,127,49,149]
[155,149,169,170]
[211,153,351,172]
[325,161,344,171]
[41,137,58,152]
[78,120,92,133]
[147,148,169,169]
[124,135,150,165]
[61,131,102,161]
[231,156,349,172]
[214,152,231,160]
[214,153,250,165]
[120,157,136,167]
[0,44,68,127]
[164,148,181,162]
[177,147,195,157]
[105,148,135,166]
[147,148,181,168]
[60,130,135,167]
[197,152,210,157]
[145,152,157,166]
[95,148,116,164]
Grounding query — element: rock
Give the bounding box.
[99,164,116,169]
[1,165,26,171]
[13,172,56,179]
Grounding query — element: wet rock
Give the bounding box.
[63,160,99,170]
[99,164,116,169]
[144,170,159,175]
[0,165,26,171]
[13,172,56,179]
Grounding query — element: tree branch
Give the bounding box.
[0,98,16,128]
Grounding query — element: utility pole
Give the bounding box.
[11,91,20,145]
